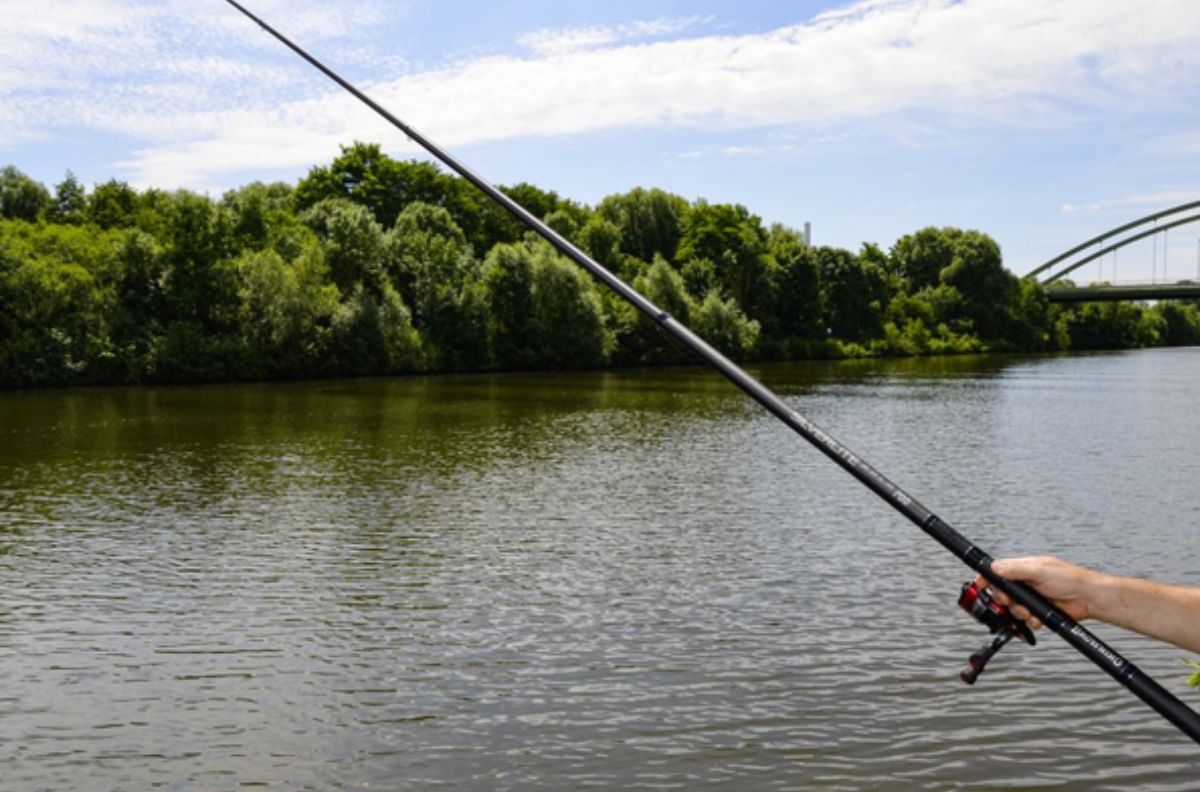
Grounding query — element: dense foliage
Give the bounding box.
[2,144,1196,388]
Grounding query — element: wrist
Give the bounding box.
[1083,570,1126,626]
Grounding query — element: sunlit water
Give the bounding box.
[2,349,1198,790]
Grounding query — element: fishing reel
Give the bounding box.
[956,580,1036,684]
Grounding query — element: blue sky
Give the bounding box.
[3,0,1200,280]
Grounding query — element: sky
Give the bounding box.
[2,0,1200,280]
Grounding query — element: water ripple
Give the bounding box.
[1,353,1198,789]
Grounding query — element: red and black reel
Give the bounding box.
[957,580,1036,684]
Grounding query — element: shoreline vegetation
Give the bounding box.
[2,143,1199,390]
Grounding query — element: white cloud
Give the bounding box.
[518,16,712,56]
[300,0,1200,140]
[0,0,398,147]
[1062,190,1200,215]
[4,0,1199,189]
[676,142,804,160]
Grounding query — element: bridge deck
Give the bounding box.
[1045,282,1200,303]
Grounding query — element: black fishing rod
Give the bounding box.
[221,0,1200,744]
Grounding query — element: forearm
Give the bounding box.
[1088,572,1200,654]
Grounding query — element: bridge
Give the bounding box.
[1026,200,1200,302]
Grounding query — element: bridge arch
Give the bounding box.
[1027,200,1200,286]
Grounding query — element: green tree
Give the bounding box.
[577,215,623,272]
[676,201,771,318]
[387,201,489,369]
[482,241,612,369]
[447,179,527,256]
[937,229,1020,342]
[49,172,87,225]
[1151,302,1200,347]
[889,226,955,292]
[482,242,538,369]
[300,198,387,296]
[387,201,470,311]
[693,289,760,360]
[130,188,177,239]
[1013,278,1067,351]
[108,230,167,380]
[544,208,580,242]
[234,246,339,376]
[294,142,446,226]
[636,256,692,327]
[0,237,20,378]
[11,260,100,383]
[530,243,613,368]
[503,182,561,224]
[14,142,1198,388]
[87,180,141,229]
[1064,302,1157,350]
[161,190,237,331]
[597,187,690,264]
[0,220,113,383]
[883,286,982,356]
[680,257,717,301]
[0,166,52,222]
[328,282,423,375]
[815,246,888,342]
[223,181,295,250]
[293,141,526,257]
[767,224,823,339]
[889,227,1044,349]
[626,256,696,364]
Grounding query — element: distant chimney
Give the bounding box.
[803,221,812,247]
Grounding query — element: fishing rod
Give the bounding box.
[221,0,1200,744]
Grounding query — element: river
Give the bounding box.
[1,348,1198,790]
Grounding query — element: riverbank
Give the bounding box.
[4,148,1199,389]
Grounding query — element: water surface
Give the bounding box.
[2,349,1198,789]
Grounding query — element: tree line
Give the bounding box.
[2,143,1198,388]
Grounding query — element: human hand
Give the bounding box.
[972,555,1098,630]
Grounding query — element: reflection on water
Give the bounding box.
[2,350,1199,790]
